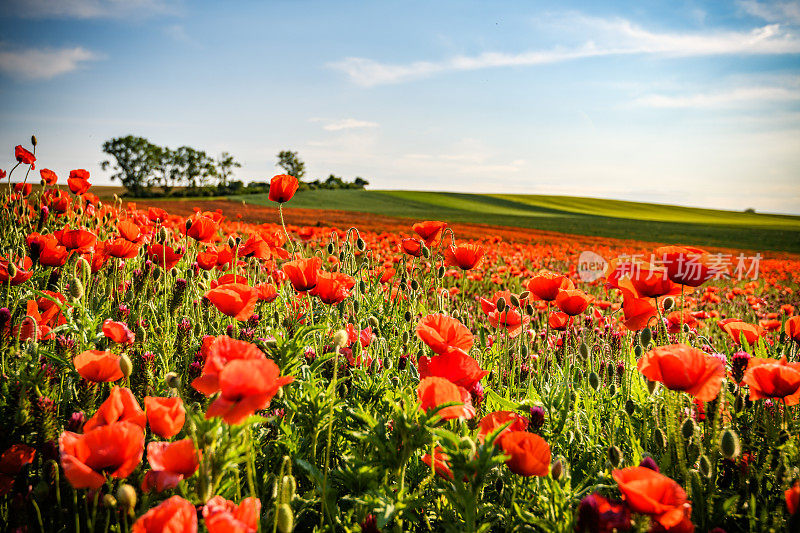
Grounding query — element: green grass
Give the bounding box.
[232,190,800,253]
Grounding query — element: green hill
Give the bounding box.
[233,190,800,253]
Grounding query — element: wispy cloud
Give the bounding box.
[739,1,800,24]
[164,24,201,48]
[329,16,800,86]
[310,118,380,131]
[0,46,100,80]
[4,0,181,19]
[635,85,800,108]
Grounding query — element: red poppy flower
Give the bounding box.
[0,256,33,285]
[787,481,799,516]
[555,289,591,316]
[268,174,299,203]
[203,497,260,533]
[13,183,32,196]
[40,168,57,185]
[720,320,765,346]
[621,290,657,331]
[68,170,91,195]
[548,311,570,331]
[192,336,266,395]
[487,308,530,337]
[187,215,219,242]
[205,358,294,425]
[102,319,135,344]
[654,245,714,287]
[311,271,354,304]
[576,493,632,533]
[59,421,145,489]
[132,495,198,533]
[205,283,259,321]
[400,238,424,257]
[527,270,574,302]
[417,376,475,420]
[416,314,473,355]
[421,447,454,481]
[637,344,725,401]
[74,350,125,383]
[117,220,142,242]
[28,233,68,267]
[15,145,35,166]
[412,220,447,247]
[55,227,96,252]
[666,310,697,334]
[498,431,551,477]
[626,264,681,299]
[147,244,183,269]
[145,397,186,439]
[203,496,261,533]
[282,257,322,292]
[478,411,529,442]
[612,467,689,528]
[208,273,249,289]
[141,439,199,492]
[83,387,146,432]
[103,238,141,264]
[742,357,800,406]
[197,247,219,270]
[786,316,800,345]
[418,349,488,390]
[0,444,36,496]
[257,282,279,302]
[445,243,485,270]
[147,207,168,223]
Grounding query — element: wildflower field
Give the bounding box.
[2,141,800,532]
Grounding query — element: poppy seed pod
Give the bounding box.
[663,296,674,311]
[116,484,136,513]
[720,429,740,459]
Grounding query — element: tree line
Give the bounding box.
[101,136,368,197]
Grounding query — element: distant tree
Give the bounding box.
[276,150,306,180]
[324,174,345,189]
[216,152,241,187]
[353,177,369,189]
[100,136,161,196]
[744,207,756,214]
[170,146,218,190]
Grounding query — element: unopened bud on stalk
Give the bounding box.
[75,257,90,278]
[681,418,695,440]
[634,345,643,358]
[333,329,348,348]
[165,372,181,389]
[588,372,600,390]
[509,294,521,308]
[608,384,617,397]
[422,246,430,259]
[6,263,17,278]
[625,399,636,416]
[119,354,133,378]
[410,279,419,291]
[654,428,667,449]
[102,494,117,509]
[699,455,712,478]
[116,484,137,513]
[437,265,445,278]
[368,316,379,329]
[663,297,674,311]
[640,327,652,347]
[326,243,335,255]
[403,310,412,322]
[720,429,741,459]
[519,290,530,301]
[607,446,622,468]
[551,458,563,481]
[277,503,294,533]
[31,135,37,147]
[525,303,534,315]
[280,475,297,503]
[68,278,84,300]
[578,342,589,360]
[496,297,506,313]
[357,238,366,251]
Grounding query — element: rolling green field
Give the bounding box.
[233,190,800,253]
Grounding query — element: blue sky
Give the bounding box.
[1,0,799,214]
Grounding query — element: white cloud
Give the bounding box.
[4,0,181,19]
[329,15,800,86]
[309,118,380,131]
[164,24,201,48]
[635,85,800,108]
[739,1,800,24]
[0,46,100,80]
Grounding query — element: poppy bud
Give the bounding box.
[102,494,117,509]
[520,344,529,358]
[116,484,136,513]
[640,327,652,347]
[518,290,530,301]
[276,502,293,532]
[358,280,366,293]
[496,297,507,313]
[280,475,297,503]
[437,266,445,278]
[383,356,392,371]
[647,379,659,394]
[699,455,712,478]
[31,135,37,146]
[119,354,133,378]
[663,297,674,311]
[398,281,407,292]
[681,418,695,440]
[608,384,617,397]
[607,445,622,468]
[634,345,643,358]
[625,399,635,416]
[422,246,430,259]
[719,429,740,459]
[326,242,335,254]
[6,262,17,278]
[578,342,589,360]
[158,227,168,242]
[410,279,419,291]
[68,278,84,300]
[551,458,563,481]
[368,316,379,329]
[509,294,521,308]
[403,310,412,322]
[525,304,534,315]
[588,372,600,390]
[639,455,659,472]
[333,329,348,348]
[654,428,667,449]
[357,238,366,251]
[165,372,181,389]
